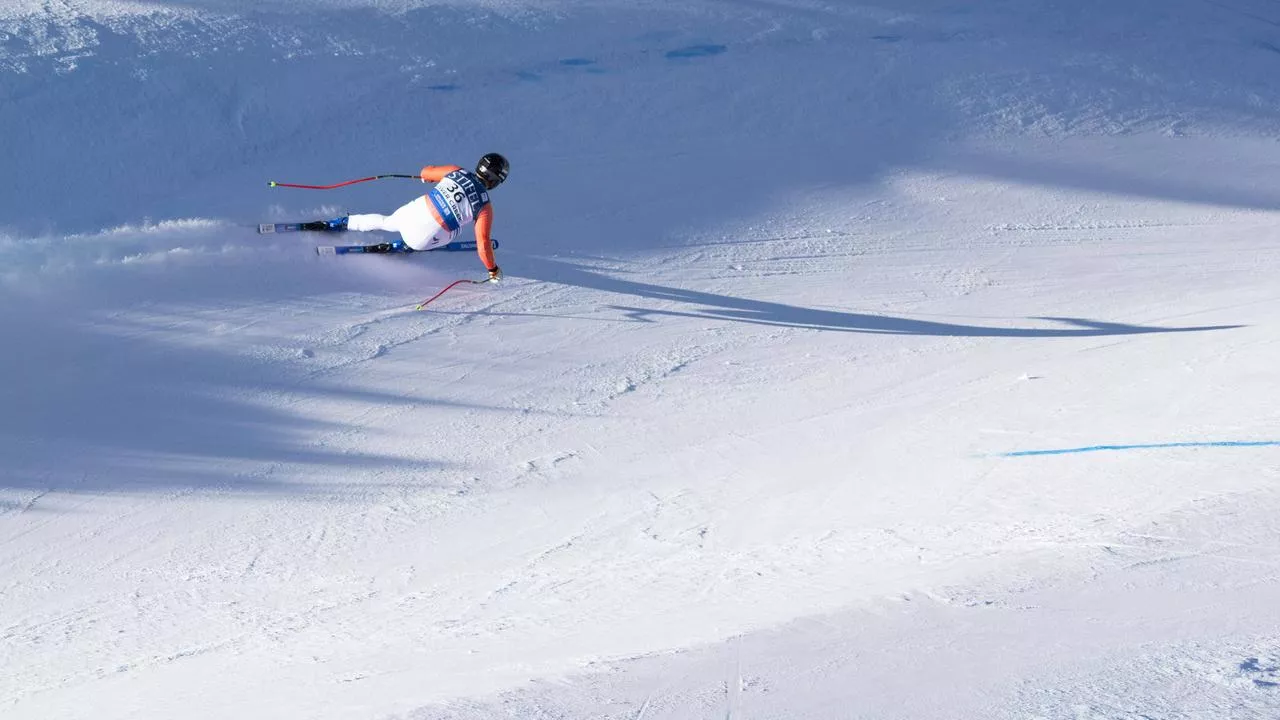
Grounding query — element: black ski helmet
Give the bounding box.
[476,153,509,189]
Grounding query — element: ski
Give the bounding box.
[259,222,499,254]
[258,222,336,234]
[315,239,498,255]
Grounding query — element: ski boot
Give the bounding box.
[365,239,413,254]
[301,216,349,232]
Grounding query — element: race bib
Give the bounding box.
[428,170,490,231]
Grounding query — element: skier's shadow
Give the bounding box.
[518,256,1243,338]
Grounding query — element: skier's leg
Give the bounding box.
[387,197,454,251]
[347,214,395,233]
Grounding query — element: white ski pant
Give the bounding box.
[347,196,458,251]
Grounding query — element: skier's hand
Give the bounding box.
[487,266,502,282]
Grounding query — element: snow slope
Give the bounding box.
[3,1,1280,718]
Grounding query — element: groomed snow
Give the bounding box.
[3,2,1280,719]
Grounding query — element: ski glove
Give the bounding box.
[487,266,503,282]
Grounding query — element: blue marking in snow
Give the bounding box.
[560,58,596,66]
[665,44,727,59]
[1003,441,1280,457]
[427,84,459,91]
[1255,41,1280,57]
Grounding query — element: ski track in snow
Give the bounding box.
[5,1,1280,719]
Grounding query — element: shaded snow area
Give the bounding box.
[4,1,1280,718]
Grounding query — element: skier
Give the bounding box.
[306,153,509,280]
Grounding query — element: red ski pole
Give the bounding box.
[267,174,419,190]
[415,278,494,310]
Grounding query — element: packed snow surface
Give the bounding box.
[3,1,1280,718]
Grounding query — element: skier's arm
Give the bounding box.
[474,205,497,272]
[420,164,463,183]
